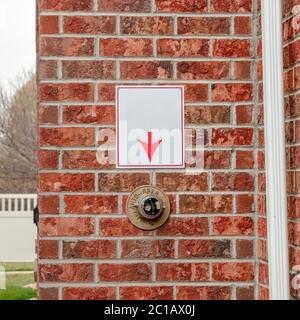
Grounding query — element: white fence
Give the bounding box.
[0,194,37,262]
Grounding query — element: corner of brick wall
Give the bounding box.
[255,0,270,300]
[256,0,300,300]
[37,0,261,300]
[282,0,300,300]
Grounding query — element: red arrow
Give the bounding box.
[138,132,162,162]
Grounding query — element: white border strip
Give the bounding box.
[262,0,290,300]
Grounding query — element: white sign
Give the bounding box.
[116,86,185,168]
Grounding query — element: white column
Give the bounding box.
[262,0,290,300]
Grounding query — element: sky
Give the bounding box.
[0,0,36,92]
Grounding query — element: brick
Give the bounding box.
[39,0,93,11]
[39,106,58,124]
[236,240,254,258]
[236,194,254,213]
[284,39,300,66]
[40,83,93,102]
[236,287,255,300]
[120,61,173,80]
[39,217,94,237]
[257,105,264,125]
[39,16,59,34]
[204,151,232,169]
[212,128,253,146]
[178,240,231,258]
[39,60,57,79]
[98,125,116,145]
[98,0,151,12]
[176,286,231,300]
[258,128,265,147]
[99,173,150,192]
[157,39,208,57]
[97,126,120,147]
[39,173,94,192]
[39,288,58,300]
[259,286,269,300]
[38,150,58,169]
[62,150,114,169]
[211,0,252,12]
[259,263,269,285]
[290,246,300,266]
[177,61,229,80]
[101,38,152,57]
[212,216,254,235]
[236,150,254,169]
[98,83,119,102]
[236,105,253,124]
[120,287,173,300]
[39,264,93,282]
[258,239,268,261]
[257,60,263,81]
[178,17,230,35]
[213,39,251,57]
[63,106,115,125]
[296,121,300,143]
[156,0,208,12]
[39,240,59,259]
[63,287,116,300]
[289,222,300,246]
[294,66,300,90]
[234,16,252,34]
[157,263,209,281]
[40,127,94,147]
[257,38,262,56]
[184,84,209,102]
[284,69,293,93]
[63,240,116,259]
[258,173,266,193]
[288,196,297,219]
[64,195,118,214]
[258,218,268,238]
[62,61,115,79]
[234,61,252,80]
[39,195,59,214]
[212,173,254,191]
[180,195,233,213]
[290,93,300,117]
[156,173,208,192]
[121,240,174,258]
[212,83,253,102]
[120,16,173,35]
[40,37,94,56]
[100,218,153,237]
[64,16,116,34]
[157,218,209,236]
[293,146,300,168]
[99,263,151,282]
[212,263,254,281]
[185,106,230,125]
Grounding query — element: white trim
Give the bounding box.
[262,0,290,300]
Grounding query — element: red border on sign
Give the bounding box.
[116,86,185,169]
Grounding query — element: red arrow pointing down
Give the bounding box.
[138,132,162,162]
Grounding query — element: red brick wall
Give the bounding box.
[282,0,300,299]
[255,0,270,300]
[37,0,259,300]
[256,0,300,300]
